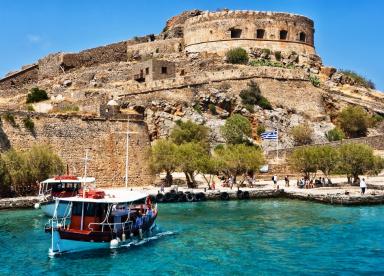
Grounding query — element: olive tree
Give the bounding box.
[175,142,208,188]
[338,143,380,184]
[315,145,340,181]
[214,144,264,185]
[150,139,178,186]
[288,147,318,180]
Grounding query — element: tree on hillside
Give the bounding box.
[27,144,64,182]
[239,81,272,110]
[288,147,318,180]
[338,106,370,138]
[214,144,264,184]
[150,139,179,186]
[290,124,313,146]
[175,142,208,188]
[338,143,378,184]
[170,120,210,149]
[221,114,252,145]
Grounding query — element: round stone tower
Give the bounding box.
[183,10,316,56]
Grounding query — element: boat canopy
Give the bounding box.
[41,177,96,184]
[57,190,148,204]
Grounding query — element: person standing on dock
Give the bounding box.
[284,176,289,187]
[360,178,367,195]
[272,175,278,190]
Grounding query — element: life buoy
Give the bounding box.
[186,193,195,202]
[220,192,229,200]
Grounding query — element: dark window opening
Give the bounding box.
[299,32,306,42]
[161,67,168,74]
[256,29,265,39]
[280,30,288,40]
[230,29,242,39]
[145,67,149,75]
[155,48,159,53]
[180,69,185,76]
[148,34,155,42]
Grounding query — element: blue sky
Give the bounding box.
[0,0,383,90]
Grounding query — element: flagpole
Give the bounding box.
[276,129,279,164]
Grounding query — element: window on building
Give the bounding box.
[145,67,149,75]
[299,32,306,42]
[280,30,288,40]
[180,69,185,76]
[230,29,242,39]
[161,67,168,74]
[256,29,265,39]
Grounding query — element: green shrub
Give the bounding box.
[262,48,271,56]
[257,97,273,110]
[309,75,321,87]
[326,127,345,141]
[208,104,217,115]
[338,106,370,138]
[226,48,249,64]
[26,87,49,104]
[290,124,313,146]
[22,117,35,133]
[339,70,375,89]
[274,51,282,61]
[3,112,17,127]
[244,104,254,113]
[26,104,34,112]
[239,81,272,110]
[221,114,252,145]
[249,59,284,68]
[371,113,384,125]
[257,125,266,136]
[51,102,79,113]
[193,104,202,114]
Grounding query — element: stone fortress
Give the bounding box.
[0,9,383,186]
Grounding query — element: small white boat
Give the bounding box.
[45,189,157,256]
[36,175,96,217]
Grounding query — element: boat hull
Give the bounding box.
[49,219,157,256]
[41,201,71,218]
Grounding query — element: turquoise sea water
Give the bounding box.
[0,200,384,275]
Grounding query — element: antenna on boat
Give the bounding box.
[119,118,138,188]
[82,148,92,196]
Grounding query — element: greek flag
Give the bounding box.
[260,130,278,140]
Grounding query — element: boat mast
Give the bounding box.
[121,119,138,188]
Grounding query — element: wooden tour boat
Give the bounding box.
[46,188,157,256]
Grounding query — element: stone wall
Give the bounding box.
[61,41,127,70]
[127,38,183,60]
[0,65,38,91]
[184,10,315,55]
[0,113,154,187]
[267,134,384,159]
[118,66,309,96]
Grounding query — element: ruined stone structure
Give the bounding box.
[0,9,383,187]
[184,11,316,55]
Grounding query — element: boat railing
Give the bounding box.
[88,221,133,232]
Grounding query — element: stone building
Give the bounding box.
[132,59,176,83]
[183,11,316,55]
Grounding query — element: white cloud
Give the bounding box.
[27,34,41,43]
